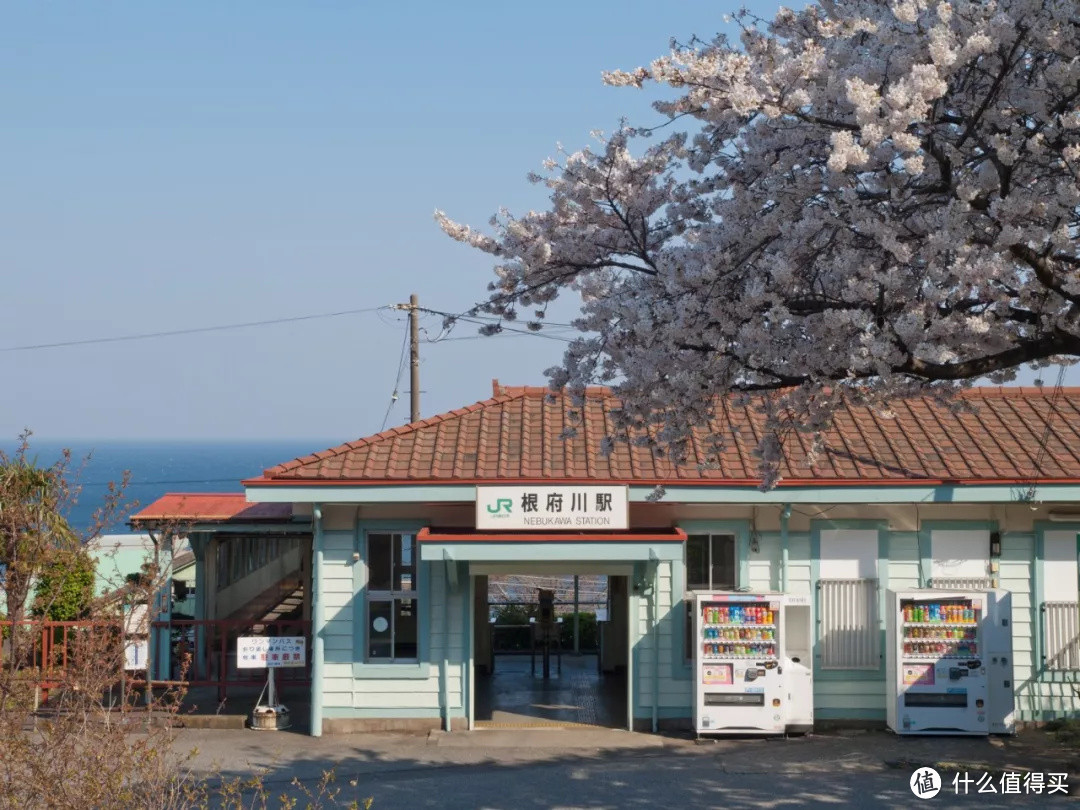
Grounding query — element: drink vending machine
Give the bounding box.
[886,589,1013,735]
[694,592,813,735]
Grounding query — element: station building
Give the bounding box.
[134,382,1080,735]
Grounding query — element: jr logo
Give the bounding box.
[486,498,513,515]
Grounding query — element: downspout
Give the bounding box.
[780,504,792,593]
[651,585,659,734]
[649,551,660,734]
[441,655,450,732]
[311,504,324,737]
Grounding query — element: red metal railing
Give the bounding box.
[0,619,122,698]
[1,618,311,704]
[147,618,311,701]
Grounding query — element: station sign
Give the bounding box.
[476,485,629,530]
[237,636,306,668]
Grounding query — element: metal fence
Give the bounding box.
[817,579,880,670]
[1042,601,1080,671]
[0,618,311,704]
[148,618,311,700]
[0,619,120,696]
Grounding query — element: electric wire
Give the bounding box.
[380,318,412,431]
[1,306,391,352]
[1022,361,1069,503]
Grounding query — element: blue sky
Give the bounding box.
[0,2,1063,442]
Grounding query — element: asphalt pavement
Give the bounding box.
[172,726,1080,808]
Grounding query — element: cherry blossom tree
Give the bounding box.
[438,1,1080,480]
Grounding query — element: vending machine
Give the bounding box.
[695,592,812,735]
[886,589,991,735]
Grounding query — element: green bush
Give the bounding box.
[559,611,599,650]
[32,549,95,621]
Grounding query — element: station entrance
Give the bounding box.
[471,569,630,730]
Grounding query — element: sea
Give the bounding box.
[1,439,336,535]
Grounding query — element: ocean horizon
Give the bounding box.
[1,438,341,535]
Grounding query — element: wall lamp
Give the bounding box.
[1047,512,1080,523]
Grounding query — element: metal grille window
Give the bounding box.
[1042,602,1080,671]
[366,533,418,662]
[818,578,879,670]
[931,577,994,590]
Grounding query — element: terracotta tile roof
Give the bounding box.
[247,383,1080,486]
[130,493,293,524]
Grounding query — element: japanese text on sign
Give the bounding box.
[237,636,306,669]
[476,486,629,530]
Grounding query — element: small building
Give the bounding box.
[135,382,1080,735]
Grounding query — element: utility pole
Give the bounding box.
[409,293,420,423]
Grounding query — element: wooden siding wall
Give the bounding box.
[629,525,1080,725]
[307,507,1079,727]
[318,520,466,720]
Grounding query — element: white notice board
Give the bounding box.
[237,636,306,669]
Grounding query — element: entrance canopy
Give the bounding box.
[417,527,687,563]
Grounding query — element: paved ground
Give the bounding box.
[475,654,626,728]
[174,725,1080,808]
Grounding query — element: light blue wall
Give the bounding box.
[316,515,467,725]
[302,504,1080,730]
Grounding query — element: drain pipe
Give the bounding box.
[650,586,659,734]
[647,556,660,734]
[311,504,325,737]
[780,504,792,593]
[440,653,450,732]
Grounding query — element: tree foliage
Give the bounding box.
[0,433,80,630]
[439,0,1080,483]
[0,432,127,655]
[32,549,95,622]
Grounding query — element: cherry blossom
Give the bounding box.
[438,0,1080,486]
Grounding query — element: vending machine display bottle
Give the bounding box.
[694,592,787,735]
[886,589,991,735]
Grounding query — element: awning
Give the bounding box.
[417,526,686,563]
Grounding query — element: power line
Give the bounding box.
[80,478,242,487]
[419,308,578,343]
[1022,361,1069,503]
[1,306,390,352]
[380,316,412,431]
[415,304,578,330]
[423,328,579,344]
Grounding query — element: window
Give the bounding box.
[817,528,880,670]
[684,533,737,660]
[366,533,418,662]
[686,534,736,591]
